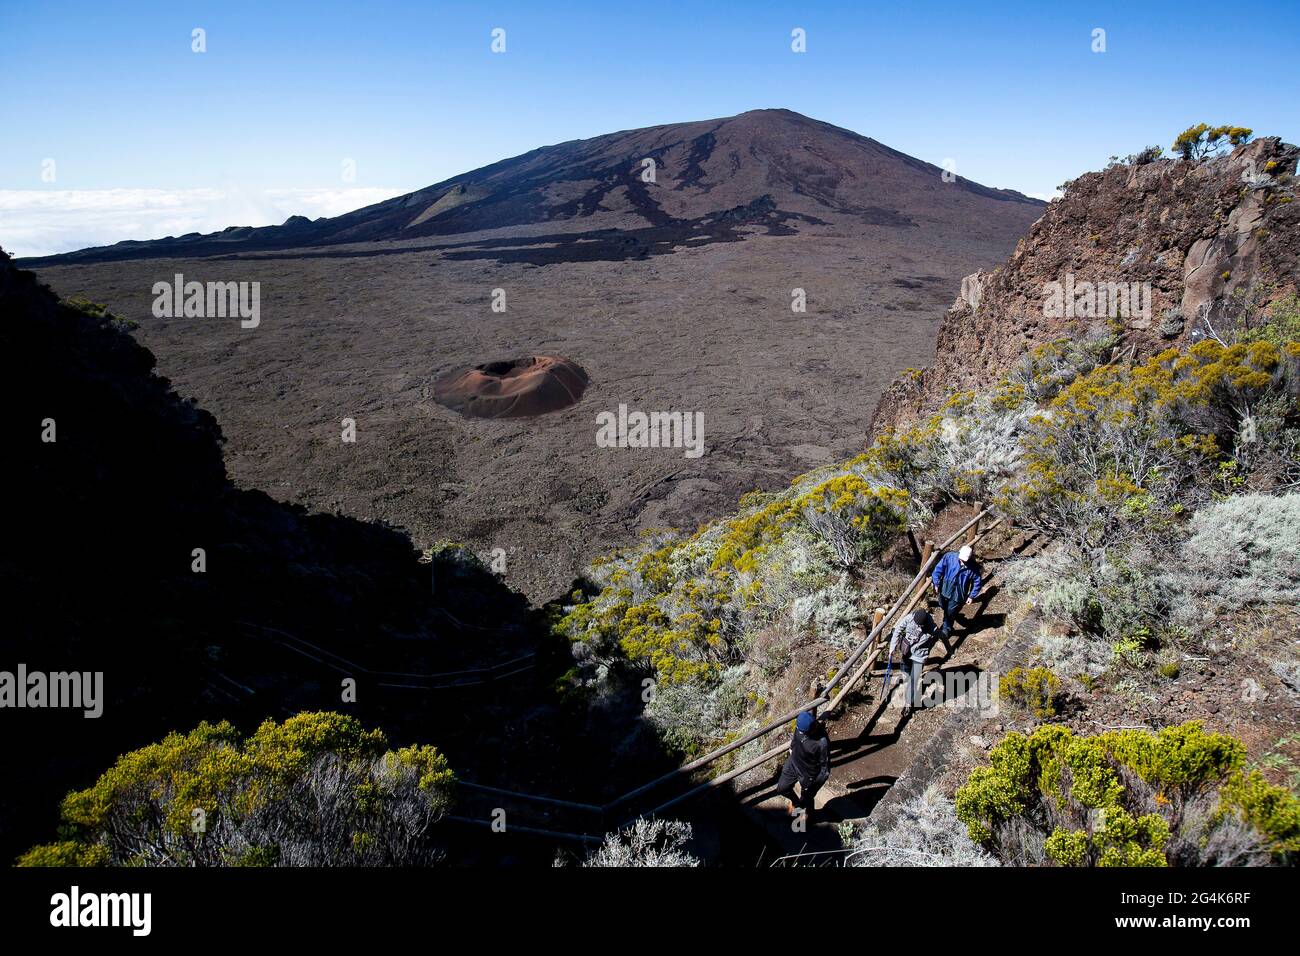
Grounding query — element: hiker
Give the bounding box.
[931,544,983,642]
[775,711,830,817]
[887,608,947,719]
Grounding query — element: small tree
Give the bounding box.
[1172,124,1253,162]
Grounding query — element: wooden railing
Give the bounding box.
[230,506,1009,842]
[602,506,994,825]
[453,505,1006,837]
[233,620,536,690]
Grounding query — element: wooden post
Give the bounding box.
[871,607,886,631]
[810,677,825,700]
[920,539,934,566]
[907,529,921,563]
[967,503,983,544]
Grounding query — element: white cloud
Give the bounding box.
[0,186,407,259]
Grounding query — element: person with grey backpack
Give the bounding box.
[887,608,950,721]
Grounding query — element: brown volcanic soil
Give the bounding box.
[29,109,1043,602]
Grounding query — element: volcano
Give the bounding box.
[434,356,589,419]
[27,109,1045,600]
[22,109,1041,267]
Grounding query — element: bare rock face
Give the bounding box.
[872,136,1300,435]
[1182,236,1231,325]
[959,273,984,312]
[434,355,589,419]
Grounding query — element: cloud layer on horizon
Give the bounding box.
[2,182,1062,260]
[0,186,407,259]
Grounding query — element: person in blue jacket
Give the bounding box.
[931,543,983,641]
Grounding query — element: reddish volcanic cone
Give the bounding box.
[434,355,589,419]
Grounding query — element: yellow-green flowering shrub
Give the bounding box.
[18,712,455,867]
[1002,340,1298,550]
[999,666,1064,719]
[955,722,1297,866]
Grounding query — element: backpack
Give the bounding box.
[891,611,933,658]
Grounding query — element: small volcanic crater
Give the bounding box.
[434,355,589,419]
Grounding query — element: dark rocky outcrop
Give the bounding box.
[872,137,1300,434]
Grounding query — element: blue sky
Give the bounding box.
[3,0,1297,256]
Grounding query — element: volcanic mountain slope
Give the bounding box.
[28,109,1044,601]
[25,109,1041,267]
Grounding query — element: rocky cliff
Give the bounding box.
[872,136,1300,433]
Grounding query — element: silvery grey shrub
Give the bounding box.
[845,786,998,867]
[1168,493,1300,622]
[581,818,699,867]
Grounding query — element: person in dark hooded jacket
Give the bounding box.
[775,711,830,816]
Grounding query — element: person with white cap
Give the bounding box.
[931,543,983,642]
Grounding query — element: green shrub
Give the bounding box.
[1112,636,1145,668]
[1109,145,1165,167]
[1170,493,1300,621]
[18,712,455,867]
[1003,338,1300,563]
[955,722,1297,866]
[15,841,111,868]
[999,666,1064,719]
[1238,294,1300,349]
[1220,770,1300,858]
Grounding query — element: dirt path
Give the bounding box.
[737,519,1042,863]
